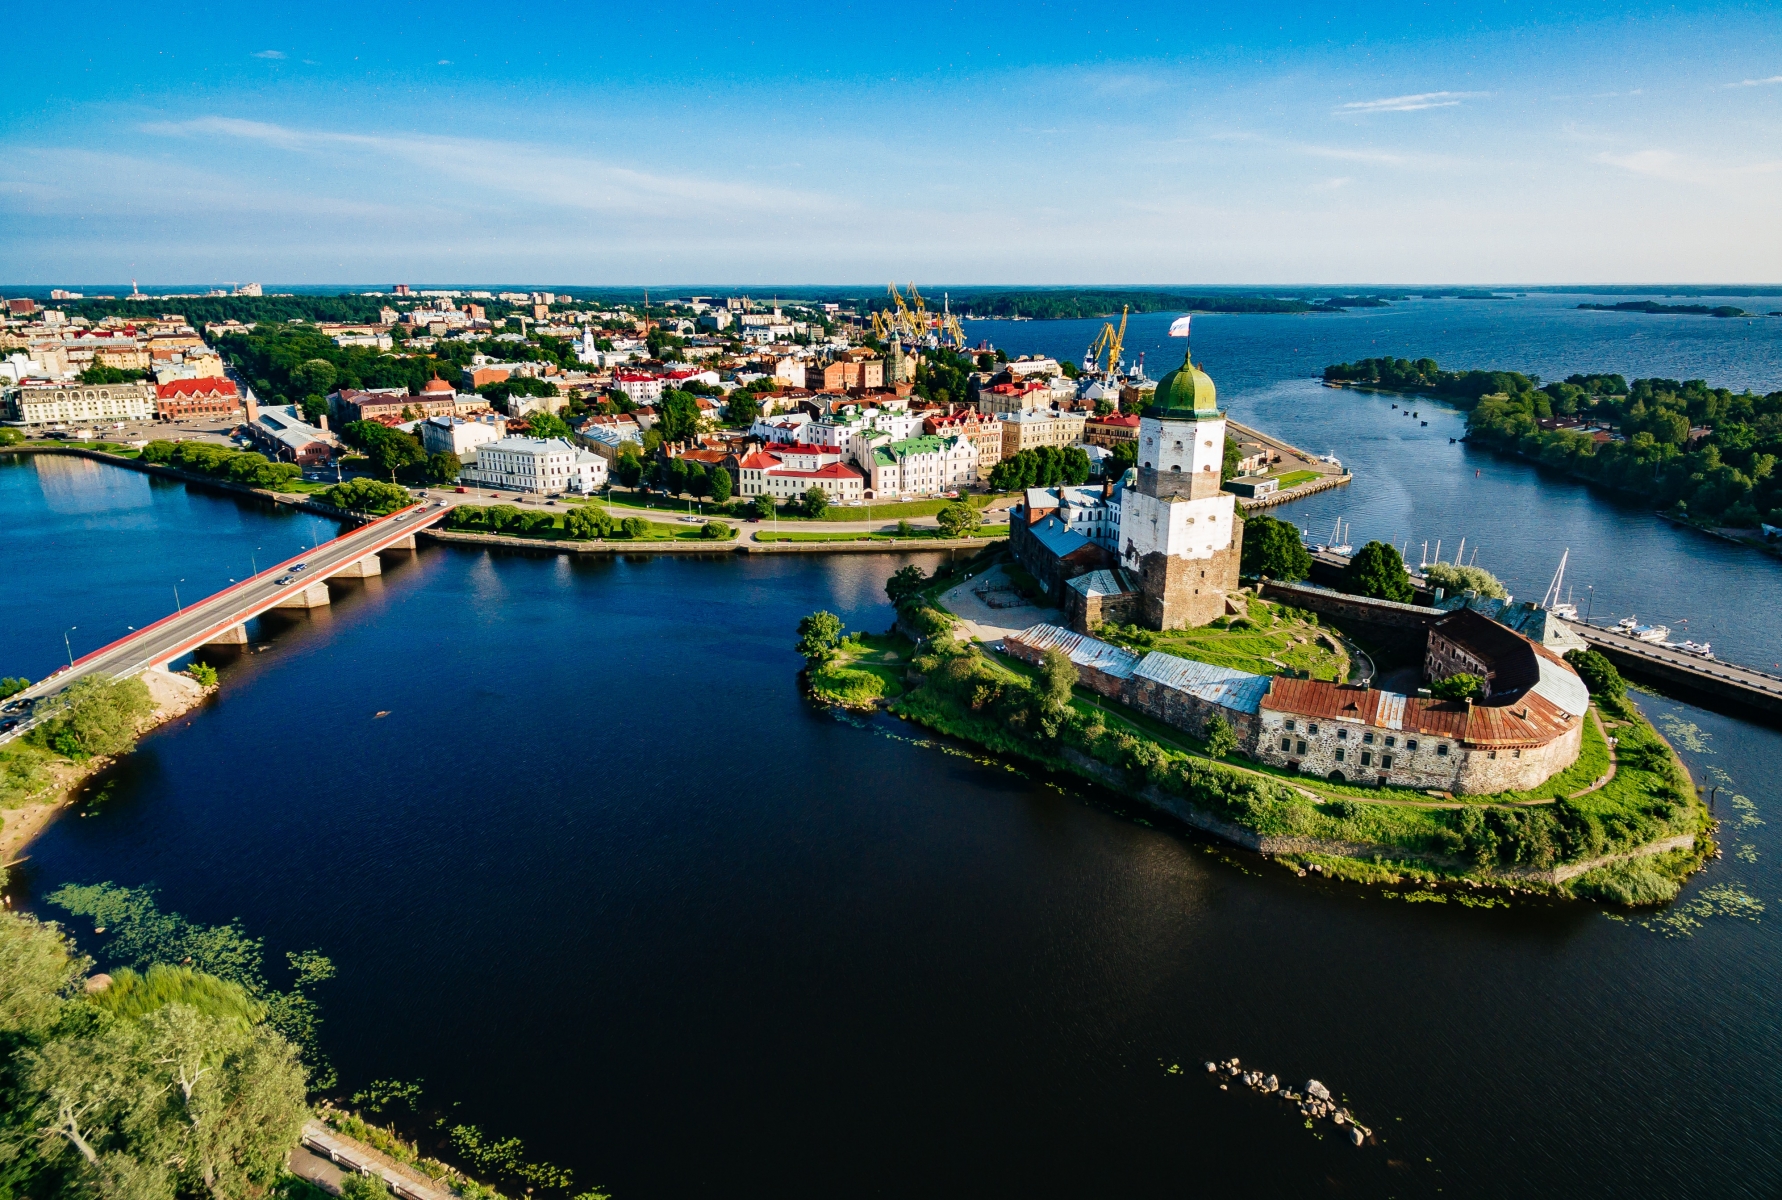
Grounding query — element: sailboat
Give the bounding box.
[1541,549,1580,620]
[1315,516,1353,556]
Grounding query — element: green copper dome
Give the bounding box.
[1144,345,1218,418]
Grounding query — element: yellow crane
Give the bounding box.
[1084,306,1129,377]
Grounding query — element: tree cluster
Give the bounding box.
[141,441,303,491]
[1341,541,1414,602]
[987,445,1091,492]
[316,478,412,514]
[1238,513,1311,581]
[338,421,458,485]
[1421,562,1507,599]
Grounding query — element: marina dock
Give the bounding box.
[1567,621,1782,724]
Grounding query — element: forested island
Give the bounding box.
[1578,301,1750,317]
[1324,356,1782,529]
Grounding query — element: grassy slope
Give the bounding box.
[810,632,913,705]
[1102,596,1347,680]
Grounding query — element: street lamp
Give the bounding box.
[1586,585,1594,623]
[64,626,77,669]
[174,580,184,613]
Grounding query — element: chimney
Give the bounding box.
[1102,475,1113,500]
[318,412,328,432]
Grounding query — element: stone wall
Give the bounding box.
[1140,533,1241,629]
[1065,585,1142,633]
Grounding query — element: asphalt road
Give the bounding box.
[1,503,452,743]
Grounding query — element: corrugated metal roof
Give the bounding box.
[1530,653,1590,718]
[1008,623,1141,679]
[1132,652,1271,714]
[1375,690,1407,730]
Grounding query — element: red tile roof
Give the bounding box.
[767,462,864,481]
[156,378,238,399]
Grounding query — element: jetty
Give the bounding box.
[1225,418,1352,509]
[1568,621,1782,723]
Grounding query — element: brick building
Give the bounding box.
[155,378,242,421]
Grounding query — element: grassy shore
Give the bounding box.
[808,633,914,707]
[875,609,1708,903]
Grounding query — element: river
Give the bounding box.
[4,295,1780,1198]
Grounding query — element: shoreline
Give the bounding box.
[421,528,1007,555]
[1,666,213,871]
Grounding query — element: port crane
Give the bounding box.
[1083,306,1130,377]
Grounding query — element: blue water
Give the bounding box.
[3,294,1781,1198]
[969,293,1782,667]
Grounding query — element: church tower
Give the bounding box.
[1117,338,1244,629]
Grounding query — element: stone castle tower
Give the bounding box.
[1118,344,1244,629]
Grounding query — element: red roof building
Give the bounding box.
[155,377,241,421]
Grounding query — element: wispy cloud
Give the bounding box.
[1337,91,1486,114]
[1595,148,1782,186]
[1312,177,1353,192]
[1728,75,1782,88]
[250,50,286,60]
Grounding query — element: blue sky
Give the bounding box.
[3,1,1779,285]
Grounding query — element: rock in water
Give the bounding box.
[1350,1127,1365,1146]
[1306,1080,1331,1102]
[1204,1062,1217,1073]
[1264,1074,1279,1090]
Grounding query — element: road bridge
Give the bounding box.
[1,501,455,744]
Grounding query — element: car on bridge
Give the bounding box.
[275,575,294,585]
[292,563,308,573]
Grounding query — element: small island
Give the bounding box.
[1577,301,1749,317]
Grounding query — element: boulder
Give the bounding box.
[1264,1074,1279,1090]
[1204,1062,1216,1073]
[1306,1080,1331,1102]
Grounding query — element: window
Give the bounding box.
[1360,751,1372,767]
[1296,740,1307,755]
[1363,732,1375,745]
[1405,739,1418,751]
[1381,754,1394,769]
[1436,743,1449,757]
[1337,729,1348,741]
[1334,749,1345,763]
[1308,724,1319,736]
[1513,749,1522,758]
[1488,750,1497,760]
[1281,736,1293,751]
[1385,736,1396,748]
[1284,720,1296,732]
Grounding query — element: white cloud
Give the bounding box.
[1337,91,1486,114]
[251,50,285,60]
[1594,148,1782,186]
[438,60,453,66]
[1728,75,1782,88]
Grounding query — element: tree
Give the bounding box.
[183,662,218,688]
[614,452,643,488]
[752,493,777,519]
[1423,562,1507,599]
[657,390,701,443]
[1039,648,1076,714]
[700,520,729,539]
[725,390,762,428]
[707,465,733,503]
[935,501,981,538]
[526,411,574,441]
[619,517,649,538]
[30,676,154,760]
[1,676,29,700]
[341,1173,394,1200]
[1240,513,1312,581]
[886,564,927,607]
[1565,648,1626,699]
[1204,714,1238,759]
[685,461,709,498]
[1430,673,1486,702]
[317,479,410,514]
[803,486,829,518]
[1343,540,1414,602]
[1222,437,1242,482]
[796,611,845,664]
[564,506,613,540]
[426,452,462,484]
[77,365,144,385]
[663,457,689,496]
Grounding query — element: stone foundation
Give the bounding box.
[1139,535,1241,630]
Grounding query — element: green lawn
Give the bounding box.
[1270,470,1322,488]
[758,526,1008,543]
[810,632,915,704]
[449,505,734,543]
[604,488,1015,523]
[1102,596,1347,680]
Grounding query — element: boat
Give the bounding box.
[1616,616,1670,643]
[1313,516,1353,556]
[1675,640,1715,658]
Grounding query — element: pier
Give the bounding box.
[1567,621,1782,724]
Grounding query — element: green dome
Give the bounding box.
[1145,346,1217,418]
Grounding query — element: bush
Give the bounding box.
[30,675,155,760]
[184,662,218,688]
[619,517,649,538]
[1204,714,1239,759]
[1423,562,1508,599]
[1570,858,1682,906]
[752,493,777,519]
[700,520,730,540]
[1430,673,1486,702]
[1565,648,1626,699]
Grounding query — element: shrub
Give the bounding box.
[1570,858,1682,906]
[1430,673,1486,702]
[1204,715,1239,759]
[700,520,730,540]
[619,517,649,538]
[184,662,219,688]
[29,675,154,760]
[1565,648,1626,699]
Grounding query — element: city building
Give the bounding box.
[5,382,155,425]
[1000,409,1088,458]
[862,434,978,498]
[923,410,1003,478]
[734,448,866,503]
[614,371,664,403]
[1084,412,1141,449]
[247,404,335,467]
[155,378,242,421]
[419,414,505,459]
[459,436,605,494]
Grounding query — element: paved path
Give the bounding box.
[939,565,1062,643]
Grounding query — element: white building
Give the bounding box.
[5,382,155,425]
[735,448,866,502]
[614,372,664,403]
[863,434,978,498]
[420,414,505,459]
[459,436,606,494]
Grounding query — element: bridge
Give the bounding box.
[1,501,456,744]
